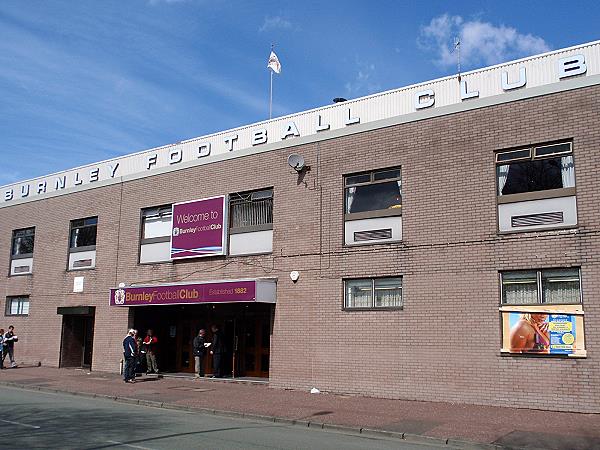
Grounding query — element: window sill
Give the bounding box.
[345,209,402,221]
[138,260,172,266]
[141,237,171,245]
[10,254,33,260]
[497,187,576,204]
[69,245,97,254]
[66,267,96,272]
[499,350,586,359]
[344,239,402,248]
[230,225,273,235]
[5,314,28,317]
[8,273,33,278]
[343,306,404,312]
[497,225,578,236]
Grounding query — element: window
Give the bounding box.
[496,142,575,196]
[70,217,98,249]
[501,268,581,305]
[68,217,98,270]
[229,189,273,233]
[344,277,403,309]
[10,227,35,275]
[141,205,172,242]
[11,228,35,258]
[6,296,29,316]
[139,206,172,264]
[345,168,401,217]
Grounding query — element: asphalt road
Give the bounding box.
[0,386,455,450]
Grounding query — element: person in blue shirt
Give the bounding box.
[123,329,137,383]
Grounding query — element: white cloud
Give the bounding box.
[345,59,380,96]
[419,14,551,68]
[259,16,292,33]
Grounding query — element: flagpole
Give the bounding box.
[269,68,273,119]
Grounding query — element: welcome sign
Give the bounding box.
[170,196,227,260]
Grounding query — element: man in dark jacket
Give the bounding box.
[192,329,207,378]
[3,326,17,368]
[210,325,225,378]
[123,329,137,383]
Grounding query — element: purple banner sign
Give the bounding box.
[170,196,227,259]
[110,280,256,307]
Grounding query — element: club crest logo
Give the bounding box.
[172,227,180,237]
[114,288,126,305]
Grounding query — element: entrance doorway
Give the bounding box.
[133,302,273,378]
[58,306,95,369]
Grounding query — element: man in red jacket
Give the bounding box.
[143,329,159,374]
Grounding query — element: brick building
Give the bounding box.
[1,41,599,413]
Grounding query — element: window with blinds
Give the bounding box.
[229,189,273,234]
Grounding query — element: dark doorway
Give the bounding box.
[58,307,95,369]
[133,302,273,378]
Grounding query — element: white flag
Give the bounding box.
[267,50,281,74]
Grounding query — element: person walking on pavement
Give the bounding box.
[3,326,18,368]
[143,329,159,374]
[123,329,137,383]
[210,325,225,378]
[193,329,209,378]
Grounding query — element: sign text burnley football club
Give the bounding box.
[110,280,256,306]
[170,196,227,260]
[2,42,599,207]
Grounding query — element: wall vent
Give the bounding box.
[73,259,93,268]
[511,211,564,228]
[354,228,393,242]
[13,265,31,274]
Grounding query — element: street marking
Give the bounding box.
[106,440,156,450]
[0,419,40,429]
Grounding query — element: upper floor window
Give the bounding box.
[501,268,581,305]
[229,189,273,234]
[345,168,402,217]
[70,217,98,249]
[496,142,574,196]
[11,228,35,258]
[139,206,172,264]
[141,206,172,242]
[68,217,97,270]
[10,227,35,276]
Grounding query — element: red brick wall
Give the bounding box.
[1,85,599,412]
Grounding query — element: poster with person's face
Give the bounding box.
[507,313,577,354]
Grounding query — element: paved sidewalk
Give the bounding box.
[1,367,599,450]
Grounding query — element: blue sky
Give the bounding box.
[1,0,599,185]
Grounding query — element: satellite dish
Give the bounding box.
[287,153,305,172]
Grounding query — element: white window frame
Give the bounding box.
[343,277,403,310]
[500,268,582,305]
[6,296,30,316]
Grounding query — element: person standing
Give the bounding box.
[143,329,159,374]
[210,325,225,378]
[0,329,4,370]
[3,326,18,368]
[123,329,136,383]
[192,329,208,378]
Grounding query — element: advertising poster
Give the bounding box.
[505,312,581,355]
[170,196,227,259]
